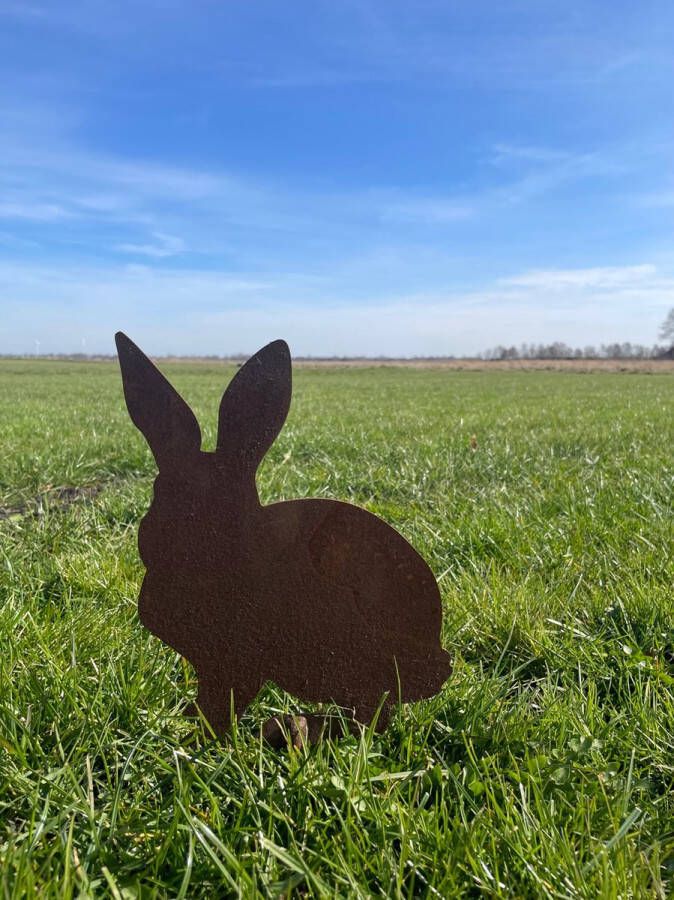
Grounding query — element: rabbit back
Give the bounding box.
[258,498,451,705]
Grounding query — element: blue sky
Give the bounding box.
[1,0,674,356]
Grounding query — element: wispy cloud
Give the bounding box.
[0,200,72,222]
[0,3,47,21]
[0,127,482,266]
[380,198,474,224]
[0,124,638,271]
[637,190,674,208]
[489,144,628,205]
[490,144,575,166]
[115,232,186,259]
[248,67,386,89]
[501,264,659,290]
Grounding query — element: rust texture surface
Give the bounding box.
[115,332,451,737]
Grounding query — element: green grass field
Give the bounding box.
[1,359,673,897]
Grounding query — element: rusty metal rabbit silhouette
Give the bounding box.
[116,332,451,736]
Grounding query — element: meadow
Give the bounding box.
[0,358,672,897]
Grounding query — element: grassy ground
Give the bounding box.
[0,359,673,897]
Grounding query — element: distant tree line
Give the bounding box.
[478,342,673,361]
[3,342,673,361]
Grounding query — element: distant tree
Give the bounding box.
[659,308,674,347]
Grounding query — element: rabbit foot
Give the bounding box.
[188,680,256,738]
[352,699,392,733]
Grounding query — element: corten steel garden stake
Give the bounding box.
[115,332,451,739]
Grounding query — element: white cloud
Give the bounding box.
[0,260,671,357]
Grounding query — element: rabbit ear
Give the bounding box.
[217,339,291,469]
[115,332,201,468]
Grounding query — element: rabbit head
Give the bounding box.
[115,332,291,640]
